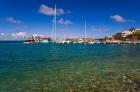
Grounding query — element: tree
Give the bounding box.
[113,33,123,41]
[129,27,135,32]
[126,32,140,41]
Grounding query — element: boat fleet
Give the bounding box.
[24,5,140,45]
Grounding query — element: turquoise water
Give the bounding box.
[0,42,140,92]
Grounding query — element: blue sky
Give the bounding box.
[0,0,140,39]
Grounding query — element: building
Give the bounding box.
[134,29,140,32]
[40,36,50,43]
[121,28,140,37]
[121,31,133,37]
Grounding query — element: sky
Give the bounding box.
[0,0,140,40]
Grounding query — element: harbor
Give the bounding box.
[0,0,140,92]
[24,27,140,44]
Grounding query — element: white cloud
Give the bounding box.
[110,15,126,23]
[110,15,134,23]
[11,32,27,38]
[58,18,72,25]
[33,34,43,37]
[6,17,22,24]
[39,4,65,16]
[1,33,5,36]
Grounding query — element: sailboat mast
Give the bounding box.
[52,17,54,40]
[85,20,87,42]
[54,4,57,41]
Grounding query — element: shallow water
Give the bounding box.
[0,42,140,92]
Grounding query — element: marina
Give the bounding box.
[0,0,140,92]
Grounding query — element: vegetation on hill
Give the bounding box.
[112,28,140,41]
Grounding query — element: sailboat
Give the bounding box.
[89,32,95,44]
[84,20,88,44]
[51,4,57,43]
[77,21,87,44]
[41,5,57,43]
[84,21,95,44]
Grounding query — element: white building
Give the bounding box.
[121,28,140,37]
[135,28,140,32]
[121,31,133,37]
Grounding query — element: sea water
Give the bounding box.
[0,42,140,92]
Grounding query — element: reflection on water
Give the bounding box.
[0,42,140,92]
